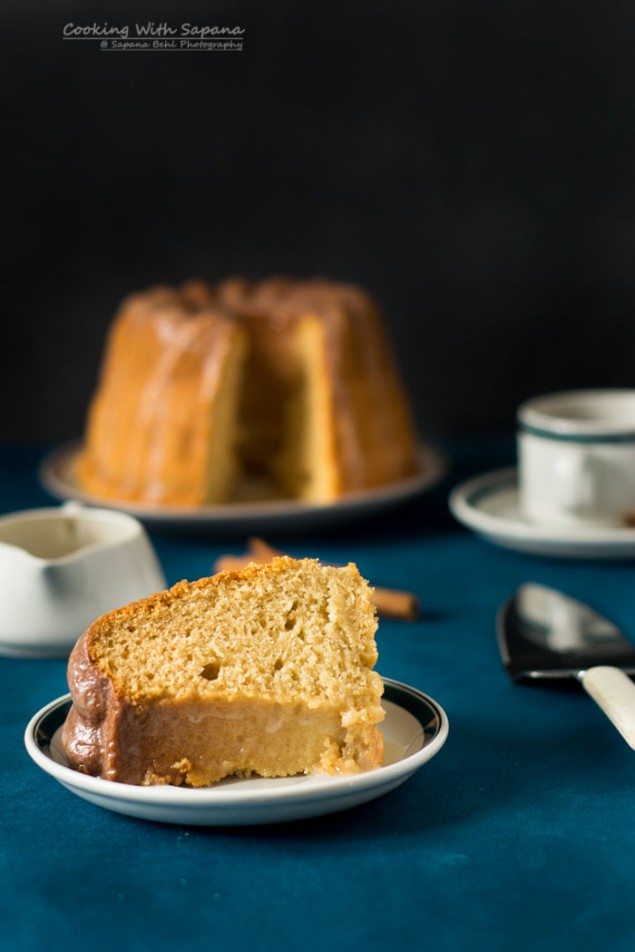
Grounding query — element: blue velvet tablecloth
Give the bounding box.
[3,442,635,951]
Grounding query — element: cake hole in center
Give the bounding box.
[273,658,284,671]
[200,661,221,681]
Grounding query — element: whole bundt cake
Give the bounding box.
[78,277,420,506]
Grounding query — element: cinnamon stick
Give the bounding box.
[213,554,258,573]
[214,538,280,573]
[247,537,281,561]
[371,587,420,621]
[213,538,420,621]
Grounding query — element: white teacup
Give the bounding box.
[518,390,635,528]
[0,501,166,657]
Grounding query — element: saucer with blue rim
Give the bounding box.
[24,677,449,826]
[450,467,635,559]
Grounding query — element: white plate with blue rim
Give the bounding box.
[24,677,449,826]
[450,467,635,559]
[39,441,446,534]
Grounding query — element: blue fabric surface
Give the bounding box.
[2,442,635,951]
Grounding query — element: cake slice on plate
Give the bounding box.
[62,557,384,786]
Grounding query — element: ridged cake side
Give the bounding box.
[78,287,247,505]
[78,277,420,505]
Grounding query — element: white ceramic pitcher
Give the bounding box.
[0,502,166,657]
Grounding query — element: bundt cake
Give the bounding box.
[62,557,384,786]
[78,278,420,506]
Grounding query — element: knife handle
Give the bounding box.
[580,666,635,749]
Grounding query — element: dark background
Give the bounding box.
[4,1,635,442]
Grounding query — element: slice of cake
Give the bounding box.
[62,557,384,786]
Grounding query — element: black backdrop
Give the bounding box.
[4,1,635,441]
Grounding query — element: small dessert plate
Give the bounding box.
[39,442,446,533]
[24,678,448,826]
[450,468,635,559]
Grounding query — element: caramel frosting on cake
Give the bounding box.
[78,277,420,506]
[62,557,384,786]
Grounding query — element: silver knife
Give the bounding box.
[497,583,635,749]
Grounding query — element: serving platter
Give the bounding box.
[25,678,449,826]
[40,442,446,533]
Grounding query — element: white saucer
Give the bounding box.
[450,467,635,559]
[24,678,449,826]
[40,442,446,533]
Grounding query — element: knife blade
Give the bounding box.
[497,583,635,749]
[497,583,635,681]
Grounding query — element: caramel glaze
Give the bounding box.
[62,632,114,778]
